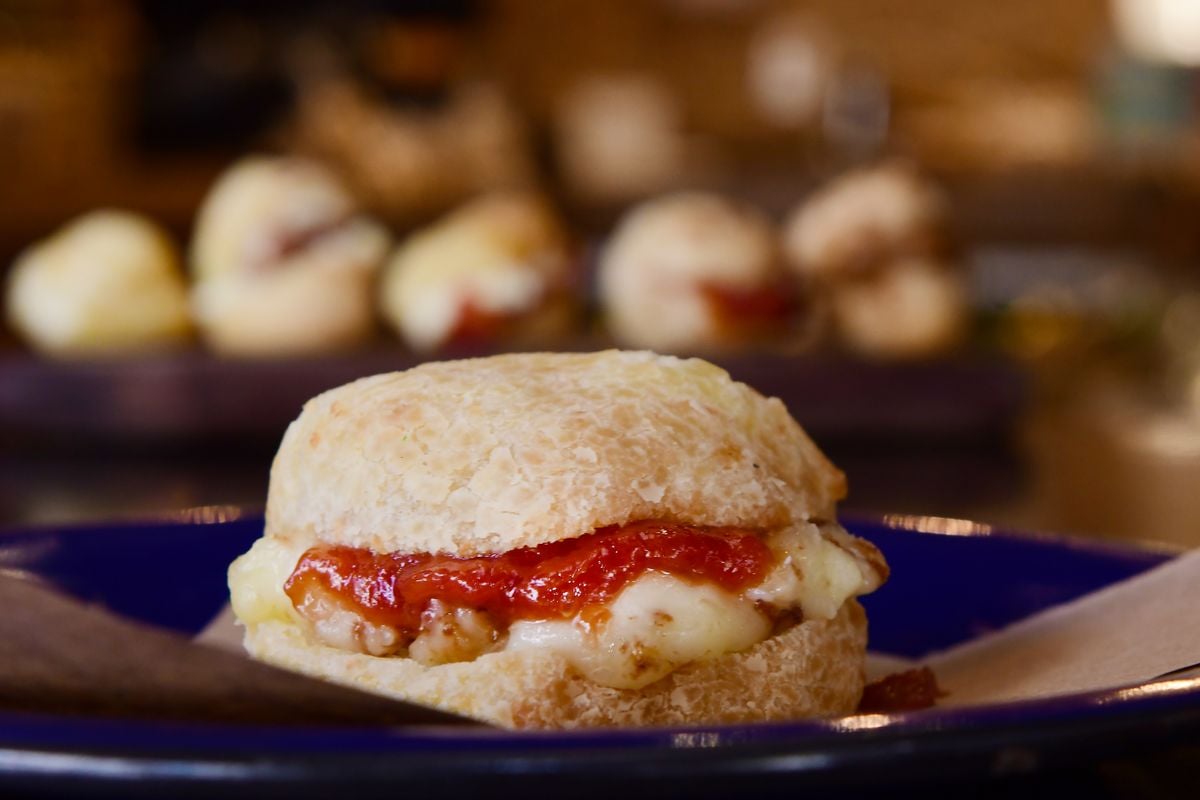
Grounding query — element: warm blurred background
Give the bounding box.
[1,0,1198,547]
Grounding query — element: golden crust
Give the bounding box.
[244,599,867,729]
[264,350,845,555]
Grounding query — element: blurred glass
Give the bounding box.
[822,66,889,159]
[554,74,692,204]
[746,14,834,130]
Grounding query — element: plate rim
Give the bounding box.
[0,510,1195,790]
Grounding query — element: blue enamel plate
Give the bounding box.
[0,510,1197,797]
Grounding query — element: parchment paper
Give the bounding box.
[926,549,1200,705]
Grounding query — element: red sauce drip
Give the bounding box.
[858,667,944,713]
[285,520,773,638]
[701,279,798,324]
[447,299,510,345]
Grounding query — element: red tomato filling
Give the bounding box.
[284,520,773,640]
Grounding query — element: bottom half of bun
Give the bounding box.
[242,600,868,728]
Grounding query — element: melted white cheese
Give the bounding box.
[747,522,881,621]
[228,536,307,626]
[506,572,770,690]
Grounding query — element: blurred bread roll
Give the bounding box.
[783,162,945,280]
[190,157,389,357]
[294,81,534,224]
[783,163,966,357]
[599,193,799,353]
[5,210,191,356]
[380,191,575,352]
[831,257,967,359]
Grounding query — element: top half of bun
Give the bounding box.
[265,350,845,556]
